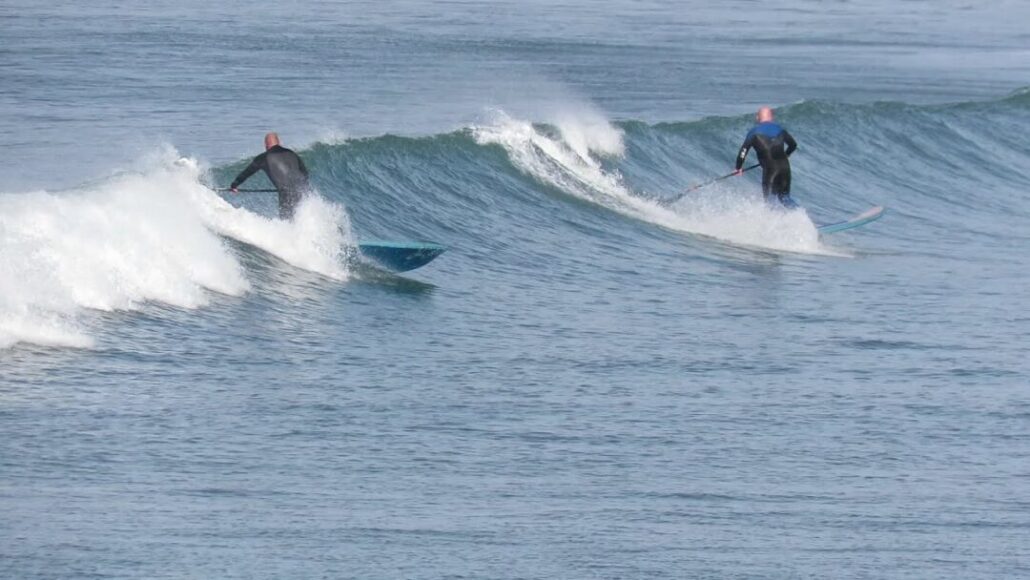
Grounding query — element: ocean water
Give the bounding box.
[2,1,1030,578]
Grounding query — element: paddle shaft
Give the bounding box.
[664,163,760,205]
[216,187,279,193]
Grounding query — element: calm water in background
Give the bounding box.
[2,1,1030,578]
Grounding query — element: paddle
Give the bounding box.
[662,163,760,205]
[216,187,278,193]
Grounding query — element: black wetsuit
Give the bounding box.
[230,145,310,219]
[735,121,797,203]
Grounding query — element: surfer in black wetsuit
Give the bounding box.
[230,133,311,219]
[735,107,798,206]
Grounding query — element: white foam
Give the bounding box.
[473,110,627,205]
[473,109,836,255]
[314,127,350,146]
[0,149,353,350]
[198,192,353,280]
[661,187,836,254]
[551,107,625,159]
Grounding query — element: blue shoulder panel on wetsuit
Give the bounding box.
[748,122,784,138]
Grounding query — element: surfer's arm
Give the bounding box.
[783,131,798,157]
[297,155,309,178]
[735,134,754,170]
[230,153,267,189]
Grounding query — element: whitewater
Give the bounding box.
[0,152,354,349]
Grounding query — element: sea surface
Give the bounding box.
[2,1,1030,578]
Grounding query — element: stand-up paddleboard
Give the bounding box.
[816,206,886,235]
[357,241,446,272]
[772,196,885,235]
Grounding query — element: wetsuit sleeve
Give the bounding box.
[783,131,798,157]
[735,134,754,170]
[297,155,309,178]
[230,153,267,189]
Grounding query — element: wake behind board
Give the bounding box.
[817,206,886,235]
[357,241,446,272]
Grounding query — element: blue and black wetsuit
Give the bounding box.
[736,122,798,203]
[230,145,311,219]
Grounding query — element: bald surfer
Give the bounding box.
[735,106,798,206]
[230,133,310,219]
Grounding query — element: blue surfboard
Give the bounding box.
[357,241,446,272]
[817,206,886,235]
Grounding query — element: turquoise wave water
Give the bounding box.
[210,91,1030,252]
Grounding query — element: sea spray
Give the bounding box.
[472,110,629,205]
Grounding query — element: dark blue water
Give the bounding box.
[3,2,1030,578]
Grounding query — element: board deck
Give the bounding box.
[817,206,886,235]
[771,196,884,234]
[357,241,446,272]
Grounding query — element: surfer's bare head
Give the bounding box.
[264,132,280,150]
[756,107,775,123]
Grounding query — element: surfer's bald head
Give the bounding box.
[756,107,774,123]
[264,132,280,150]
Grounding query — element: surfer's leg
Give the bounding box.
[761,166,773,200]
[279,191,299,220]
[773,166,792,205]
[766,164,791,203]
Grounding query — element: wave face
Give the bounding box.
[3,91,1029,349]
[219,88,1030,255]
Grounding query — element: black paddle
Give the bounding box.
[215,187,279,193]
[662,163,760,205]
